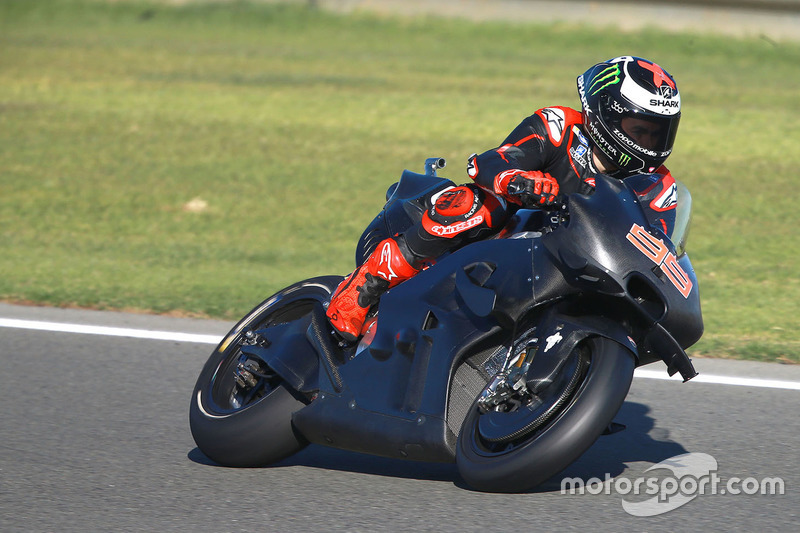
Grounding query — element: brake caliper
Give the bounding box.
[477,362,533,413]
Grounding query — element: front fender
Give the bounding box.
[524,313,638,391]
[528,312,697,385]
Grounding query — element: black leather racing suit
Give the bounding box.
[402,106,603,261]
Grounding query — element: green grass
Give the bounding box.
[1,0,798,362]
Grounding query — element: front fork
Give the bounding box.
[476,311,642,414]
[477,340,538,414]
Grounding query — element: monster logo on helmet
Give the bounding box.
[578,56,681,176]
[588,64,621,96]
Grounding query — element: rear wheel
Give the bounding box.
[456,337,635,492]
[189,276,341,467]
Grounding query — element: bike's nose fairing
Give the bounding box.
[541,174,703,355]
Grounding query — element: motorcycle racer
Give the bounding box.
[326,56,682,342]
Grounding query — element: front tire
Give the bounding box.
[189,276,341,467]
[456,337,635,492]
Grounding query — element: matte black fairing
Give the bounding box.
[291,168,702,461]
[542,175,703,351]
[355,169,455,265]
[293,236,569,461]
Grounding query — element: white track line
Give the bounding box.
[0,318,221,345]
[1,317,799,391]
[632,368,800,390]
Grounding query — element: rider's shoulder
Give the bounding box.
[532,106,582,125]
[530,106,583,145]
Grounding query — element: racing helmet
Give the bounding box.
[577,56,681,176]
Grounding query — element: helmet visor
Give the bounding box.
[599,97,680,159]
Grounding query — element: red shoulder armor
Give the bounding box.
[534,106,583,147]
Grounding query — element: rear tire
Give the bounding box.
[189,276,341,467]
[456,337,635,492]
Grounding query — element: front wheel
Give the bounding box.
[189,276,341,467]
[456,337,635,492]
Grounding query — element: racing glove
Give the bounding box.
[494,169,560,207]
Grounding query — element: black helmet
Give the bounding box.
[577,56,681,176]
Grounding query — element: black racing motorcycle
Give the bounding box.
[189,158,703,493]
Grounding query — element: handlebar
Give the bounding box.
[506,187,566,211]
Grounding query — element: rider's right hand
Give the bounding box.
[495,169,560,208]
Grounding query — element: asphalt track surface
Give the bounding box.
[0,303,798,532]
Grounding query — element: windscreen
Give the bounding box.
[671,180,692,257]
[624,174,692,257]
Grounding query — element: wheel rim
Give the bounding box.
[472,345,590,455]
[205,298,318,415]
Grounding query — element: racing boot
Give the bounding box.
[326,237,419,342]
